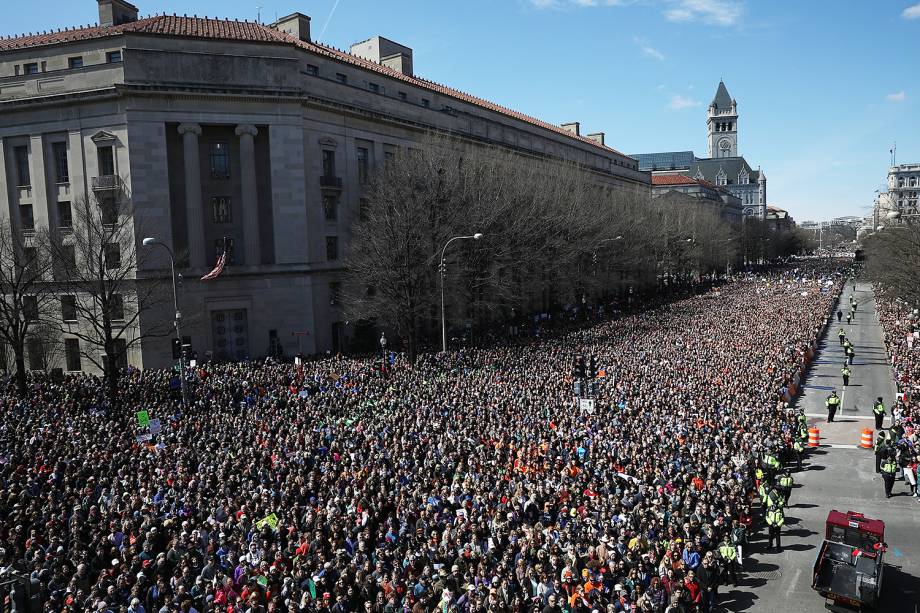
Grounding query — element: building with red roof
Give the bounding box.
[0,0,649,370]
[650,174,743,223]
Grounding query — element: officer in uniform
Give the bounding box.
[766,506,785,552]
[837,310,842,322]
[846,344,855,365]
[846,312,852,325]
[718,534,740,586]
[838,328,846,345]
[792,437,805,470]
[873,397,886,430]
[881,455,898,498]
[763,450,781,484]
[841,364,851,387]
[777,471,794,505]
[826,391,841,422]
[874,429,891,473]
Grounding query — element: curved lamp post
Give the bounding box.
[142,237,186,406]
[439,233,483,353]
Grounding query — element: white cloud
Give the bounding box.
[634,37,666,60]
[669,94,701,109]
[664,0,743,26]
[902,3,920,19]
[886,91,907,102]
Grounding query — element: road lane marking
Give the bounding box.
[804,413,874,420]
[786,568,802,598]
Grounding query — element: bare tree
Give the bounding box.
[46,187,166,403]
[865,223,920,305]
[0,220,56,396]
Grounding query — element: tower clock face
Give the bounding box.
[719,139,732,152]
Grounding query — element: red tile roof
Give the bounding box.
[651,174,699,186]
[0,15,631,159]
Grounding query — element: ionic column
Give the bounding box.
[177,123,205,268]
[235,124,260,266]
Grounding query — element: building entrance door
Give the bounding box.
[211,309,249,361]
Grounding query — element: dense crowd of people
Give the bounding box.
[873,288,920,498]
[1,263,844,613]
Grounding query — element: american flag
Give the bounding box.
[200,248,226,281]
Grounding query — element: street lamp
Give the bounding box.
[142,237,186,407]
[439,233,483,353]
[379,332,387,358]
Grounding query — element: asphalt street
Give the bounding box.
[721,281,920,613]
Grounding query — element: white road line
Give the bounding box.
[785,568,802,598]
[804,413,874,420]
[824,444,861,449]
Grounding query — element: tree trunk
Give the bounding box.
[14,349,26,397]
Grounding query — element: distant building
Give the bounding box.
[632,81,767,218]
[886,163,920,216]
[650,174,743,223]
[765,206,794,232]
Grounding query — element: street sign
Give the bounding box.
[579,398,595,414]
[136,410,150,426]
[148,418,162,434]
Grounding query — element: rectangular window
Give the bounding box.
[23,247,39,280]
[23,296,38,321]
[368,82,379,93]
[109,294,124,321]
[23,63,38,75]
[421,98,430,108]
[113,338,127,370]
[211,196,232,223]
[52,142,69,183]
[306,64,318,76]
[325,236,338,261]
[100,196,119,226]
[106,50,122,63]
[65,338,81,371]
[322,150,336,178]
[329,281,341,305]
[20,205,34,231]
[28,338,43,371]
[323,195,338,221]
[61,296,77,322]
[357,147,369,184]
[68,56,84,69]
[398,92,407,101]
[97,145,115,176]
[359,198,369,222]
[209,142,231,179]
[13,146,30,186]
[104,243,121,270]
[335,73,347,84]
[58,201,72,229]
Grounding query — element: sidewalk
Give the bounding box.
[796,280,898,447]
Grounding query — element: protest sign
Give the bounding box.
[136,410,149,426]
[255,513,279,531]
[148,419,162,434]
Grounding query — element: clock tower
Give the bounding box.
[707,80,738,158]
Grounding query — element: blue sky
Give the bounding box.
[6,0,920,222]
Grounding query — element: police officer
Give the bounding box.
[777,470,794,505]
[826,391,841,422]
[718,534,740,587]
[841,364,851,387]
[763,450,781,483]
[838,328,846,345]
[874,429,891,473]
[766,506,785,552]
[846,312,852,325]
[873,397,886,430]
[792,436,805,470]
[845,344,855,365]
[881,454,897,498]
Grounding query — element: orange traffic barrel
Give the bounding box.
[860,428,874,449]
[808,427,820,448]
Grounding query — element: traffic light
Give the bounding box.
[171,338,181,360]
[574,356,585,379]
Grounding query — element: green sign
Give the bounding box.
[255,513,279,531]
[136,410,150,426]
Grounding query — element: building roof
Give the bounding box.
[651,174,705,186]
[631,151,696,172]
[690,157,760,184]
[0,14,630,159]
[711,80,733,111]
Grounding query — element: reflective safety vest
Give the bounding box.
[755,468,764,481]
[873,402,886,416]
[881,460,897,475]
[766,508,785,527]
[778,475,793,488]
[827,396,840,407]
[765,455,780,470]
[838,329,845,337]
[844,341,852,350]
[765,489,785,509]
[758,483,767,501]
[719,544,736,561]
[875,431,891,452]
[793,441,804,453]
[841,368,851,377]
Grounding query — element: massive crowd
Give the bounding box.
[873,288,920,497]
[1,263,844,613]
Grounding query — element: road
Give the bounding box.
[721,281,920,612]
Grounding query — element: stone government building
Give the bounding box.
[0,0,648,371]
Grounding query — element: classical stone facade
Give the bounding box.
[0,0,648,371]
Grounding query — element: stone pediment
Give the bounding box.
[91,130,117,144]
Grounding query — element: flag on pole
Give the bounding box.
[201,245,227,281]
